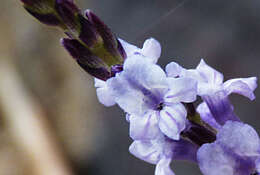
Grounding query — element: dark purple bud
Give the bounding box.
[21,0,126,80]
[55,0,80,30]
[61,38,111,80]
[21,0,50,6]
[78,14,98,47]
[85,10,123,59]
[55,0,78,12]
[77,61,111,81]
[21,0,34,5]
[25,7,61,26]
[21,0,63,26]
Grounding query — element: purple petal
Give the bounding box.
[197,143,238,175]
[217,121,260,157]
[202,91,240,125]
[107,55,167,115]
[175,59,224,96]
[171,139,198,162]
[118,38,161,63]
[130,138,197,175]
[165,77,197,103]
[129,140,161,164]
[196,102,221,130]
[197,121,260,175]
[107,74,145,115]
[196,59,224,85]
[159,103,187,140]
[123,55,167,89]
[165,62,183,78]
[224,77,257,100]
[130,137,198,168]
[129,133,177,164]
[94,78,115,106]
[129,112,161,140]
[141,38,161,63]
[177,68,212,96]
[155,158,175,175]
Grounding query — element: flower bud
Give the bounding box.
[61,38,112,80]
[21,0,62,26]
[54,0,80,30]
[85,10,126,61]
[62,11,126,80]
[21,0,126,80]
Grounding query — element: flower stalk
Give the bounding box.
[180,103,217,146]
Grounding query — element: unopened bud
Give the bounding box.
[22,0,62,26]
[21,0,127,80]
[61,38,111,80]
[54,0,80,30]
[85,10,126,61]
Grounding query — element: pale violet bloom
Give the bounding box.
[129,133,198,175]
[197,121,260,175]
[94,78,116,106]
[107,54,197,140]
[118,38,161,64]
[94,38,161,107]
[166,59,257,125]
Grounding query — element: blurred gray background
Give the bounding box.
[0,0,259,175]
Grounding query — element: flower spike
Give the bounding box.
[20,0,126,80]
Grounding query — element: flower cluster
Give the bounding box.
[96,38,258,175]
[20,1,259,175]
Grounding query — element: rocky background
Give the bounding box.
[0,0,259,174]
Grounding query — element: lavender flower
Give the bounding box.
[166,59,257,125]
[94,78,116,106]
[197,121,260,175]
[129,133,198,175]
[107,53,197,140]
[118,38,161,63]
[94,38,161,106]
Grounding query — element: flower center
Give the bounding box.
[156,102,165,111]
[251,171,258,175]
